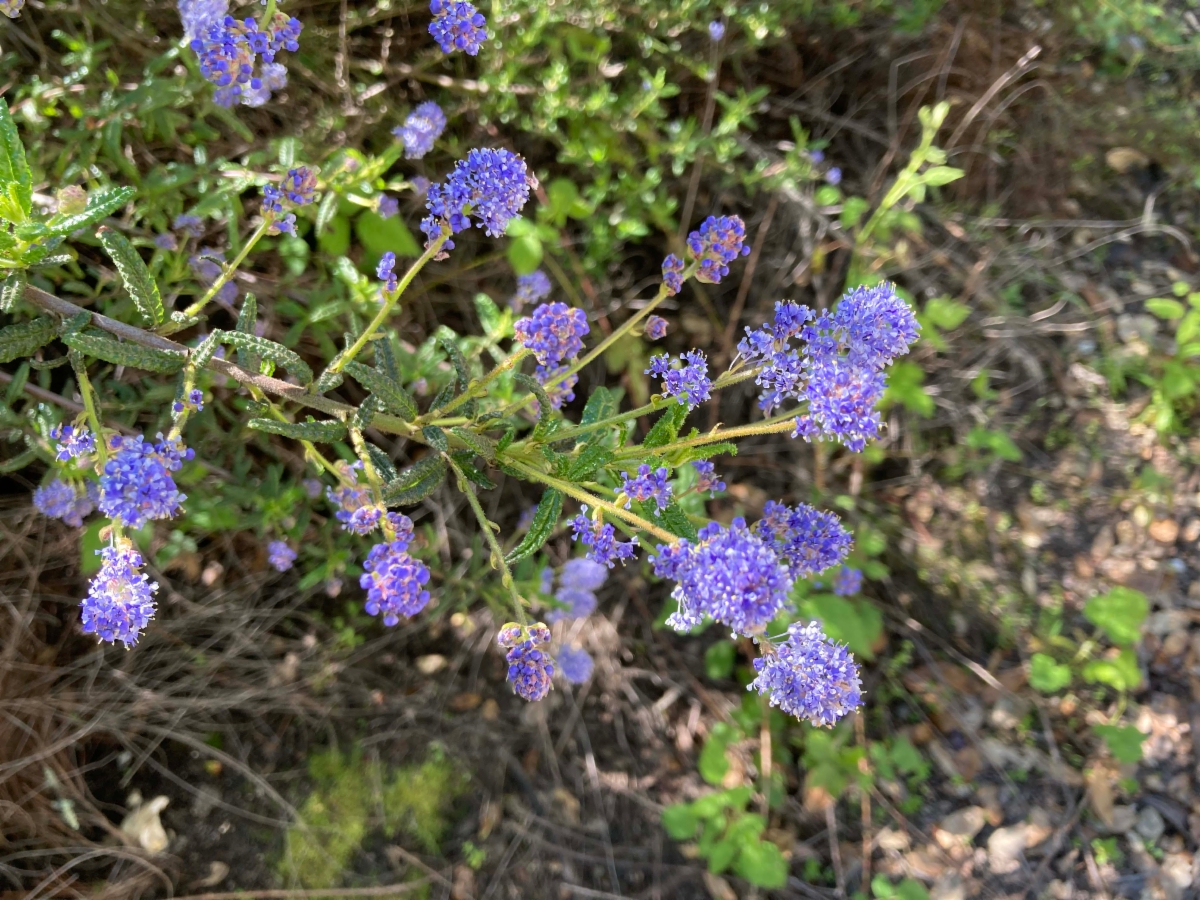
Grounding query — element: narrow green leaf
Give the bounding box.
[451,451,496,490]
[60,330,186,373]
[639,498,698,541]
[438,333,470,389]
[97,227,165,326]
[343,361,418,421]
[216,330,313,385]
[3,360,28,405]
[0,269,27,313]
[246,417,347,441]
[16,186,135,240]
[365,442,399,482]
[0,449,37,473]
[449,426,496,461]
[382,455,446,506]
[580,386,618,428]
[314,370,344,392]
[644,402,688,449]
[515,373,553,432]
[567,443,614,481]
[421,425,449,451]
[315,190,339,235]
[504,488,563,564]
[0,97,32,222]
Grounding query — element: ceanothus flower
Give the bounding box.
[360,514,430,625]
[753,500,851,578]
[189,10,302,107]
[803,282,920,373]
[173,214,205,237]
[82,540,158,648]
[172,389,205,415]
[557,646,594,684]
[708,20,725,41]
[394,101,447,159]
[644,315,668,341]
[377,251,399,293]
[514,302,589,368]
[510,270,552,311]
[826,167,842,186]
[420,148,531,251]
[620,464,672,513]
[240,61,288,106]
[533,364,578,412]
[155,233,179,251]
[268,212,296,236]
[646,350,711,410]
[832,566,863,596]
[749,621,862,727]
[98,434,192,529]
[570,505,638,568]
[429,0,487,55]
[686,215,750,284]
[268,540,297,572]
[33,479,93,527]
[377,194,400,219]
[1,0,24,18]
[546,557,608,622]
[662,253,685,296]
[50,424,95,462]
[652,518,792,636]
[692,460,725,496]
[502,623,555,701]
[302,478,322,499]
[345,505,385,536]
[326,461,375,530]
[178,0,227,43]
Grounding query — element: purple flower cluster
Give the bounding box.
[377,251,399,293]
[326,461,379,532]
[646,350,712,410]
[750,622,862,727]
[662,254,685,296]
[34,479,94,527]
[514,302,589,368]
[620,464,672,513]
[708,20,725,41]
[754,500,852,578]
[692,460,725,496]
[173,214,205,238]
[557,646,594,684]
[98,434,193,529]
[832,566,863,596]
[268,540,297,572]
[545,557,607,623]
[377,194,399,219]
[644,315,668,341]
[686,215,750,284]
[172,388,205,415]
[420,148,530,252]
[1,0,24,18]
[82,540,158,648]
[498,622,554,701]
[263,166,317,216]
[533,365,578,412]
[178,0,227,43]
[360,514,432,625]
[652,518,792,636]
[394,101,447,159]
[570,505,638,568]
[50,424,95,462]
[429,0,487,55]
[510,270,552,311]
[188,8,302,107]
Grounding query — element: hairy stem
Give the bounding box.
[179,219,272,322]
[431,347,531,420]
[613,414,796,459]
[69,353,108,466]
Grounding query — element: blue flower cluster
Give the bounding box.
[653,518,792,636]
[708,21,725,41]
[394,101,447,159]
[187,5,302,108]
[662,254,685,296]
[644,315,668,341]
[377,251,399,293]
[754,500,852,578]
[557,645,594,685]
[510,270,552,311]
[262,166,316,236]
[646,350,712,410]
[172,388,205,415]
[620,464,672,513]
[1,0,24,19]
[174,214,205,237]
[514,302,589,368]
[360,513,432,625]
[420,148,530,252]
[692,460,725,496]
[498,622,554,701]
[532,364,578,412]
[326,463,386,535]
[50,424,95,462]
[377,195,400,219]
[749,622,862,727]
[687,215,750,284]
[570,505,638,568]
[544,557,607,622]
[82,540,159,648]
[98,434,193,529]
[268,540,297,572]
[34,479,94,527]
[429,0,487,55]
[832,566,863,596]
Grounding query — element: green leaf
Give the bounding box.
[567,443,614,481]
[924,296,970,330]
[507,232,543,275]
[0,97,32,223]
[1082,648,1141,691]
[698,723,736,786]
[61,330,187,373]
[515,373,554,433]
[451,451,496,490]
[421,425,449,452]
[81,519,105,575]
[0,449,36,473]
[872,875,897,898]
[473,293,508,339]
[1145,297,1186,320]
[922,165,964,187]
[641,498,699,541]
[798,594,883,660]
[1029,653,1071,694]
[365,443,399,482]
[0,269,26,313]
[315,190,339,235]
[247,417,347,442]
[707,837,738,874]
[505,488,563,564]
[1084,586,1148,645]
[704,641,736,680]
[383,456,447,506]
[895,878,931,900]
[437,333,470,389]
[318,215,352,257]
[966,427,1022,462]
[1178,310,1200,346]
[450,427,496,461]
[98,227,165,326]
[216,330,313,385]
[1092,724,1146,764]
[343,361,418,420]
[17,186,135,240]
[734,839,788,889]
[0,316,57,364]
[882,361,934,416]
[644,402,689,449]
[661,803,700,840]
[580,386,619,429]
[355,209,420,258]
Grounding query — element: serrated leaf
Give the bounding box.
[567,443,614,481]
[661,804,700,840]
[1092,724,1146,764]
[235,294,258,368]
[343,361,418,420]
[192,332,220,367]
[0,269,27,313]
[382,455,446,506]
[438,333,470,389]
[450,426,496,461]
[473,293,507,339]
[98,227,165,326]
[365,443,399,482]
[17,186,135,240]
[421,425,449,451]
[1084,586,1148,645]
[61,330,187,373]
[1029,653,1071,694]
[639,498,698,542]
[217,330,313,385]
[675,442,737,465]
[504,488,563,564]
[0,97,31,223]
[314,369,344,392]
[315,190,339,235]
[375,336,400,382]
[352,393,384,429]
[580,386,619,428]
[0,316,55,364]
[451,452,496,490]
[247,417,347,441]
[644,402,689,449]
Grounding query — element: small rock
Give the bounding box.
[990,694,1030,730]
[936,806,987,849]
[703,872,737,900]
[1136,806,1166,842]
[987,824,1028,874]
[1106,147,1150,173]
[1160,853,1195,898]
[1109,805,1138,834]
[1091,526,1115,562]
[1026,807,1054,847]
[876,826,911,851]
[1183,519,1200,543]
[120,793,170,854]
[931,871,965,900]
[416,654,447,674]
[1150,519,1180,544]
